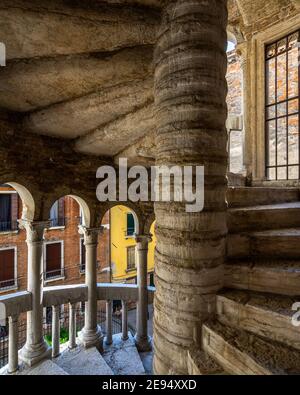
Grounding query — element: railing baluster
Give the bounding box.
[105,300,113,345]
[69,303,76,349]
[122,300,129,341]
[8,315,18,374]
[52,305,60,358]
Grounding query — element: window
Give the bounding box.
[126,213,135,237]
[0,247,17,290]
[0,193,18,232]
[44,242,64,281]
[49,198,65,227]
[80,238,86,273]
[127,246,135,271]
[265,30,300,180]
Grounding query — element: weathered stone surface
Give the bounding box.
[228,202,300,233]
[0,359,69,375]
[217,289,300,350]
[227,228,300,259]
[187,349,225,375]
[153,0,228,375]
[225,259,300,296]
[0,0,159,60]
[103,333,146,375]
[76,102,154,156]
[227,187,300,208]
[203,321,300,375]
[54,345,113,375]
[0,47,153,112]
[25,78,153,139]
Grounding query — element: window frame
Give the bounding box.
[43,240,65,283]
[0,191,18,234]
[264,29,300,180]
[126,245,136,272]
[0,246,18,293]
[247,13,300,183]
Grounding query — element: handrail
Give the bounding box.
[43,284,88,307]
[97,283,139,301]
[0,291,32,320]
[0,284,156,318]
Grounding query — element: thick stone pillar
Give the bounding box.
[134,234,152,351]
[19,220,51,366]
[153,0,228,374]
[78,226,103,351]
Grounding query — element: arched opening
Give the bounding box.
[108,205,140,286]
[226,31,245,176]
[0,182,35,346]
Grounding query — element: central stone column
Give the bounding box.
[78,226,103,351]
[134,234,152,351]
[153,0,228,374]
[19,220,51,366]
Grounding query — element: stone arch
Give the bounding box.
[97,201,143,235]
[144,212,156,235]
[4,181,35,221]
[47,194,92,228]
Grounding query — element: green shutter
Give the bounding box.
[127,213,135,236]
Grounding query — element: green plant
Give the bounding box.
[44,327,70,346]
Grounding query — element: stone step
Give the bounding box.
[0,359,69,376]
[216,289,300,351]
[103,333,146,375]
[228,203,300,233]
[227,187,299,208]
[187,349,225,375]
[54,345,114,375]
[202,321,300,375]
[225,258,300,296]
[227,228,300,259]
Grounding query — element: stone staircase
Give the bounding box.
[199,187,300,375]
[2,332,150,375]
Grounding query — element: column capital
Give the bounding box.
[18,219,51,243]
[134,234,152,249]
[78,225,103,245]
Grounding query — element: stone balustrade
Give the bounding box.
[0,284,155,374]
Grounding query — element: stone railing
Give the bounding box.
[0,284,155,374]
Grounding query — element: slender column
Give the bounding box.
[121,300,128,341]
[105,300,113,345]
[153,0,228,374]
[8,315,18,374]
[52,305,60,358]
[78,226,103,350]
[18,220,51,366]
[134,234,152,351]
[69,303,76,350]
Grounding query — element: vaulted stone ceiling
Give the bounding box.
[0,0,298,163]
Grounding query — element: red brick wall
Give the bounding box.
[227,50,243,117]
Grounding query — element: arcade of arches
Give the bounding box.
[0,0,300,375]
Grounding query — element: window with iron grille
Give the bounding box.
[127,246,135,271]
[0,193,18,232]
[265,30,300,180]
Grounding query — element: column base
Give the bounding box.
[134,334,152,352]
[78,325,103,352]
[19,341,51,367]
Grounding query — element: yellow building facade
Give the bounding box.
[110,205,156,284]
